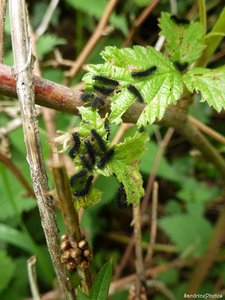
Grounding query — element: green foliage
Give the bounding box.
[65,0,128,35]
[0,224,34,253]
[84,45,183,126]
[183,66,225,112]
[77,260,113,300]
[72,108,148,208]
[36,34,66,60]
[0,250,15,293]
[159,12,205,64]
[83,12,225,127]
[159,211,213,257]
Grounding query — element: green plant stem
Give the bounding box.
[52,164,92,295]
[198,0,206,33]
[0,164,53,284]
[197,7,225,66]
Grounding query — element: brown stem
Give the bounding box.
[145,181,159,263]
[132,204,145,293]
[0,151,35,198]
[141,128,174,214]
[0,0,7,63]
[9,1,74,299]
[52,164,92,294]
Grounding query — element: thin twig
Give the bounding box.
[0,151,35,198]
[189,115,225,145]
[9,1,74,299]
[27,256,41,300]
[52,164,92,294]
[0,0,7,63]
[65,0,119,80]
[132,204,145,294]
[123,0,160,46]
[35,0,60,38]
[145,181,159,263]
[141,128,174,214]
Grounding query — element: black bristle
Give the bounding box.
[80,92,94,102]
[79,154,93,170]
[91,96,105,109]
[174,61,188,72]
[74,175,94,197]
[127,85,144,103]
[117,185,128,209]
[131,66,157,78]
[97,149,115,168]
[92,75,119,86]
[91,129,107,152]
[93,85,115,95]
[70,169,87,186]
[170,15,190,25]
[84,139,95,164]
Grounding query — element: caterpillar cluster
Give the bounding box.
[60,234,92,271]
[68,128,114,198]
[80,75,119,110]
[116,184,128,209]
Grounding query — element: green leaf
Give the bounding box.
[65,0,128,34]
[183,66,225,112]
[159,212,213,257]
[77,287,90,300]
[91,260,113,300]
[177,178,219,215]
[0,224,34,253]
[0,250,15,293]
[36,34,66,60]
[159,12,205,64]
[101,132,149,205]
[84,45,183,126]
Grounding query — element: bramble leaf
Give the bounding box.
[96,131,149,205]
[159,12,205,64]
[183,66,225,112]
[83,45,183,126]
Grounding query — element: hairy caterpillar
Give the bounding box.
[127,85,144,103]
[70,169,87,186]
[92,75,119,86]
[91,129,107,152]
[74,175,94,197]
[131,66,157,78]
[97,149,115,168]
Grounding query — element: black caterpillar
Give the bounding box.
[92,75,119,86]
[91,96,105,109]
[174,61,188,72]
[127,85,144,103]
[74,175,94,197]
[68,132,81,159]
[91,129,107,152]
[93,85,115,95]
[79,154,93,170]
[70,169,87,187]
[80,92,94,102]
[131,66,157,78]
[117,185,128,209]
[84,139,95,164]
[170,15,190,25]
[97,149,115,168]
